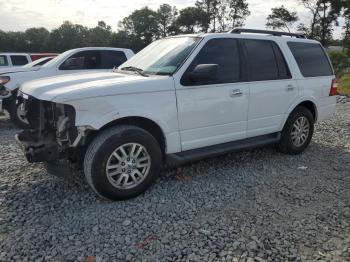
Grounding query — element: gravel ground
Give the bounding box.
[0,102,349,262]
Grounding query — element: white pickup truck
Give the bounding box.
[0,47,134,127]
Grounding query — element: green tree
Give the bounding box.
[120,7,160,46]
[110,31,144,52]
[24,27,50,52]
[176,7,207,33]
[195,0,219,32]
[300,0,342,45]
[47,21,89,52]
[266,5,298,32]
[328,51,349,77]
[87,21,113,46]
[157,4,178,37]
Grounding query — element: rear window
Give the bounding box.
[244,39,291,81]
[11,55,29,66]
[288,42,333,77]
[101,51,127,69]
[0,55,8,66]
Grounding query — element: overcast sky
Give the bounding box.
[0,0,344,38]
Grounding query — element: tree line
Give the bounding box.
[0,0,349,54]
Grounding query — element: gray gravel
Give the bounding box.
[1,102,350,262]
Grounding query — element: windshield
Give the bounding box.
[41,49,73,68]
[23,57,53,68]
[120,36,201,75]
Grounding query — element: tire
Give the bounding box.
[279,106,314,155]
[84,125,162,201]
[8,98,30,129]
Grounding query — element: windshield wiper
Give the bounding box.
[120,66,149,77]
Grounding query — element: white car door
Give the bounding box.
[243,39,299,138]
[174,38,249,151]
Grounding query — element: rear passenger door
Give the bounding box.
[244,39,298,137]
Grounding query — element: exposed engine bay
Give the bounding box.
[15,93,84,163]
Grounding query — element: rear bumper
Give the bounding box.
[15,130,60,163]
[317,96,337,122]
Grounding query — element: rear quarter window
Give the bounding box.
[0,55,8,66]
[288,42,333,77]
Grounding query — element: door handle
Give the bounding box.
[230,89,243,97]
[286,84,296,91]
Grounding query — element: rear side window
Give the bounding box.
[288,42,333,77]
[101,51,127,69]
[244,39,291,81]
[0,55,8,66]
[182,38,241,86]
[11,55,29,66]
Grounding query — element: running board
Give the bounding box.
[166,133,281,166]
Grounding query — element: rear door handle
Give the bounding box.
[230,89,243,97]
[286,84,296,91]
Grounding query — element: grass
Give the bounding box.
[338,74,350,96]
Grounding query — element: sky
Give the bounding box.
[0,0,345,39]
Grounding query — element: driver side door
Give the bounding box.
[174,38,249,151]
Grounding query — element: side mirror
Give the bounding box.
[189,64,219,83]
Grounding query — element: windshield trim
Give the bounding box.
[168,36,203,76]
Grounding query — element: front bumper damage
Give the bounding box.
[0,85,12,113]
[15,94,85,163]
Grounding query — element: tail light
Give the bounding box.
[329,79,337,96]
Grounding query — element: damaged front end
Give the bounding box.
[15,94,85,163]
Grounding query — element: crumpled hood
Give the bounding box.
[20,71,168,103]
[0,66,40,75]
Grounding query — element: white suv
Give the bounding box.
[16,29,337,201]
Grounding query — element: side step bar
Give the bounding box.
[166,133,281,166]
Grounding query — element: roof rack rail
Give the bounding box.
[230,28,307,39]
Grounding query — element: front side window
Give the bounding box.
[101,51,127,69]
[288,42,333,77]
[120,37,201,75]
[244,39,289,81]
[0,55,8,66]
[59,51,102,70]
[181,38,241,86]
[11,55,29,66]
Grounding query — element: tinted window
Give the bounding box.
[101,51,127,69]
[288,42,333,77]
[59,51,101,70]
[11,55,29,66]
[245,40,288,81]
[182,38,241,86]
[0,55,8,66]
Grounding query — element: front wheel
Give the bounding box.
[84,125,162,201]
[8,98,30,129]
[279,106,314,155]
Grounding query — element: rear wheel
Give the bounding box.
[84,125,162,200]
[279,106,314,154]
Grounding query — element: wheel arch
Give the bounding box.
[86,116,167,156]
[295,100,317,121]
[281,99,318,131]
